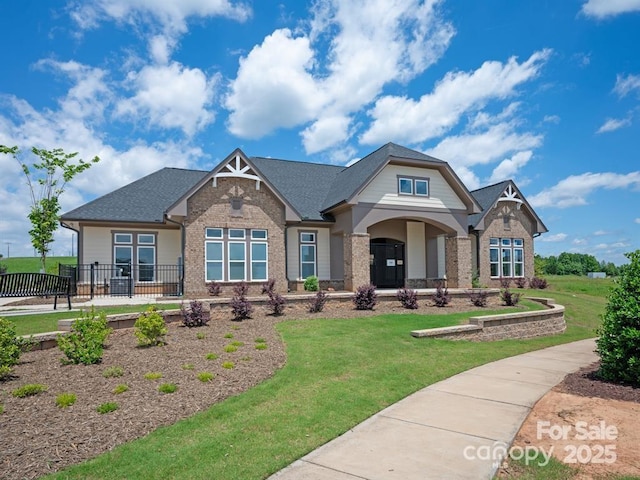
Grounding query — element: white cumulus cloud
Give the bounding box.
[70,0,251,33]
[596,117,631,133]
[488,150,533,184]
[613,73,640,97]
[116,62,218,136]
[581,0,640,19]
[225,0,455,154]
[529,171,640,208]
[360,49,551,146]
[425,122,543,169]
[539,233,568,242]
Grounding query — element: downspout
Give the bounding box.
[166,215,186,296]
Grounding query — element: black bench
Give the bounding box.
[0,273,72,310]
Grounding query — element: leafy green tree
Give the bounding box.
[0,145,99,272]
[596,250,640,386]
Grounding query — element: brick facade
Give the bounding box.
[476,202,535,288]
[445,236,472,288]
[344,233,371,291]
[183,177,286,297]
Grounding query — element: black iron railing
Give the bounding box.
[59,263,183,299]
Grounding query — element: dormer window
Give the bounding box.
[398,176,429,197]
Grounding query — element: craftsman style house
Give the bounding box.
[60,143,547,296]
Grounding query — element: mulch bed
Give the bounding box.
[555,361,640,403]
[0,295,509,479]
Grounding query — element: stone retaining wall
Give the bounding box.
[411,297,565,341]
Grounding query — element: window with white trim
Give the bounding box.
[489,237,524,278]
[204,228,268,282]
[398,176,429,197]
[300,231,316,279]
[113,231,157,281]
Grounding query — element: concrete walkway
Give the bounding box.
[270,338,598,480]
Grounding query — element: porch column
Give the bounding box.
[344,233,370,291]
[445,236,472,288]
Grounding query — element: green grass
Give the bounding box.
[12,383,48,398]
[0,256,77,274]
[56,393,77,408]
[44,282,605,480]
[96,402,118,414]
[5,304,181,337]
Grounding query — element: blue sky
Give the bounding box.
[1,0,639,265]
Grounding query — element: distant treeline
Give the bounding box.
[535,252,621,277]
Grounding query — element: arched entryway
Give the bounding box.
[370,238,405,288]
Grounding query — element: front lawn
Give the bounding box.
[43,287,604,480]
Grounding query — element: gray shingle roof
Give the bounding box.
[62,145,507,227]
[468,181,511,228]
[61,168,208,223]
[321,142,446,211]
[468,180,548,234]
[250,157,343,221]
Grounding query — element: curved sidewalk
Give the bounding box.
[270,338,598,480]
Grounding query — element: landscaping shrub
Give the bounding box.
[529,276,548,289]
[255,343,267,350]
[0,404,4,415]
[432,284,450,307]
[102,366,124,378]
[222,361,235,369]
[181,300,209,328]
[397,288,418,309]
[0,317,29,380]
[134,306,167,346]
[597,250,640,386]
[308,290,327,313]
[262,279,286,315]
[500,288,521,306]
[12,384,47,398]
[353,284,377,310]
[514,277,528,289]
[144,372,162,380]
[55,393,77,408]
[468,289,488,307]
[206,281,222,296]
[205,353,218,360]
[224,344,238,353]
[113,384,129,394]
[97,402,118,414]
[57,308,111,365]
[303,275,319,292]
[197,372,215,383]
[158,383,178,394]
[499,277,512,288]
[231,282,253,321]
[471,269,481,288]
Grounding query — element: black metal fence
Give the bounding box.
[59,264,183,299]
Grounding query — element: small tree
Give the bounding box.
[0,145,99,272]
[596,250,640,386]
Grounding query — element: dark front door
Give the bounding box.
[370,239,405,289]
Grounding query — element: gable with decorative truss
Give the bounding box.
[495,183,524,208]
[213,153,262,190]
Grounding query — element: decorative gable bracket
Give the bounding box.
[213,154,261,190]
[495,184,523,209]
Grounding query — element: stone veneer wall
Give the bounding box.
[411,297,565,341]
[344,233,371,291]
[477,202,535,288]
[445,236,472,288]
[183,177,286,297]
